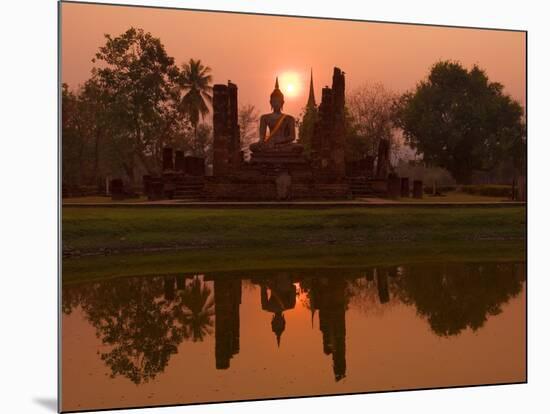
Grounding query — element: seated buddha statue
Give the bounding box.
[249,78,304,155]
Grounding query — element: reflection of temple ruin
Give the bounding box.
[310,277,348,381]
[64,263,525,384]
[212,277,241,369]
[142,67,407,201]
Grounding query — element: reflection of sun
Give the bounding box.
[278,71,302,98]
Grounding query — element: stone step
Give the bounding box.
[174,193,203,197]
[174,185,204,190]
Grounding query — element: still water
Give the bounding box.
[62,261,526,412]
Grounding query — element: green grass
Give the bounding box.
[62,240,526,285]
[62,206,526,255]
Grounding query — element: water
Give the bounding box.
[61,261,526,411]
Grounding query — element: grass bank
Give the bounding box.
[62,206,526,255]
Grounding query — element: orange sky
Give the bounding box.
[61,2,526,118]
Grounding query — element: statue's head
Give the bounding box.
[270,77,284,111]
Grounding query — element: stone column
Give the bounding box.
[376,139,390,179]
[387,175,401,199]
[110,178,124,200]
[213,82,241,177]
[162,147,174,171]
[227,82,241,170]
[413,180,423,199]
[331,67,346,179]
[400,177,410,197]
[213,84,229,176]
[174,150,184,172]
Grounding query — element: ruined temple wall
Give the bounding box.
[310,67,347,180]
[213,84,229,176]
[331,67,346,178]
[227,82,242,169]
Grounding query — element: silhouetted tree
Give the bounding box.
[179,59,213,140]
[297,102,318,156]
[89,27,188,184]
[394,61,525,184]
[64,276,186,384]
[61,83,83,186]
[347,82,400,162]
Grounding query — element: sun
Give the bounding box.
[278,71,302,98]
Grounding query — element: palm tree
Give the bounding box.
[180,59,213,139]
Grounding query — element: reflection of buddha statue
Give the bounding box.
[250,78,304,155]
[260,274,297,347]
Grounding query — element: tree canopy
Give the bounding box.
[394,61,525,184]
[347,82,399,161]
[62,27,213,187]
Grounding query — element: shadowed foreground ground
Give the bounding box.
[62,239,526,284]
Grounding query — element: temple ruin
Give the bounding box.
[143,67,416,201]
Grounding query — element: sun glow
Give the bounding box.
[278,71,302,99]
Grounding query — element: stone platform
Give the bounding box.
[202,173,350,201]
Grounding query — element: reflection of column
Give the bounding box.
[163,276,175,301]
[314,277,347,382]
[213,277,242,369]
[376,270,390,304]
[176,275,186,290]
[365,268,374,282]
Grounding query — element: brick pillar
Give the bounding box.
[331,67,346,179]
[174,150,184,172]
[162,147,174,171]
[213,84,229,176]
[400,177,410,197]
[413,180,423,199]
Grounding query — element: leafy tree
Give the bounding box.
[61,83,83,186]
[347,82,399,161]
[90,27,184,184]
[179,59,213,140]
[297,103,318,156]
[394,61,525,184]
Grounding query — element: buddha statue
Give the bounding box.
[249,78,304,155]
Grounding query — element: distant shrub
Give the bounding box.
[458,185,512,197]
[423,185,457,194]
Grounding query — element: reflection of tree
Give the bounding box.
[61,261,525,385]
[213,277,241,369]
[347,267,401,317]
[178,276,215,342]
[62,276,186,384]
[396,263,525,336]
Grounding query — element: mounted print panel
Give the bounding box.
[60,1,526,412]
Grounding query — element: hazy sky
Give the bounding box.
[61,2,526,118]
